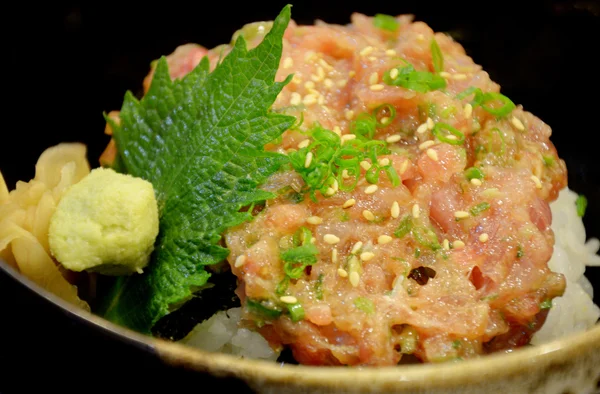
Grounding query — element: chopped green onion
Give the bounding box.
[276,277,290,295]
[452,340,461,349]
[287,303,305,322]
[540,299,553,310]
[315,273,324,300]
[414,247,421,258]
[394,215,413,238]
[456,86,482,101]
[489,128,506,155]
[293,226,313,246]
[411,226,441,250]
[470,202,490,216]
[464,167,484,180]
[373,13,399,32]
[247,299,283,319]
[384,165,401,187]
[354,297,375,314]
[383,63,446,93]
[480,92,515,117]
[430,38,444,74]
[432,122,465,145]
[542,155,554,167]
[289,111,305,130]
[351,113,377,140]
[373,103,397,127]
[576,194,587,217]
[516,245,524,258]
[282,244,319,279]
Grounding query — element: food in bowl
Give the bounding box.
[0,5,598,366]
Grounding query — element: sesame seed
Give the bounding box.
[419,140,436,150]
[297,139,310,149]
[365,185,378,194]
[370,84,385,91]
[292,75,302,84]
[304,81,315,89]
[454,210,470,219]
[511,116,525,131]
[362,210,375,221]
[416,33,425,41]
[412,204,420,218]
[416,123,429,134]
[280,295,298,304]
[369,72,379,85]
[317,67,326,79]
[389,68,399,79]
[319,58,333,70]
[345,110,355,120]
[440,71,451,78]
[386,134,402,143]
[464,103,473,118]
[307,216,323,225]
[333,126,342,136]
[325,187,336,196]
[360,46,374,56]
[360,160,372,171]
[337,268,348,277]
[351,241,363,254]
[426,117,435,130]
[391,201,400,218]
[453,240,465,249]
[379,117,389,126]
[337,79,348,88]
[386,49,397,56]
[304,152,313,168]
[304,51,316,61]
[318,95,325,105]
[341,134,357,143]
[332,248,338,263]
[303,94,317,106]
[342,169,350,179]
[479,233,489,242]
[452,73,468,80]
[530,175,542,189]
[324,78,334,88]
[378,158,390,166]
[349,71,356,77]
[426,148,438,161]
[446,134,458,141]
[324,234,340,244]
[311,237,317,244]
[360,252,375,261]
[343,199,356,208]
[470,178,482,186]
[290,92,302,106]
[368,56,377,61]
[378,235,393,244]
[442,239,450,250]
[349,271,360,287]
[283,57,294,69]
[400,160,409,175]
[234,255,246,268]
[331,179,339,192]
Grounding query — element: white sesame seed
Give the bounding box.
[386,134,402,143]
[464,103,473,118]
[318,95,326,105]
[452,73,468,80]
[362,210,375,221]
[530,175,542,189]
[369,72,379,85]
[380,116,390,125]
[332,248,338,263]
[319,58,333,69]
[325,187,336,196]
[351,241,363,254]
[426,117,435,130]
[324,78,334,88]
[419,140,436,150]
[454,210,470,219]
[426,148,438,161]
[337,268,348,277]
[416,123,429,134]
[479,233,489,242]
[317,67,325,79]
[304,51,316,61]
[360,160,372,171]
[234,255,246,268]
[337,79,348,88]
[386,49,397,56]
[416,33,425,41]
[368,56,377,61]
[307,216,323,225]
[412,204,420,218]
[280,295,298,304]
[304,81,315,89]
[333,126,342,136]
[342,169,350,179]
[311,237,316,244]
[360,46,374,56]
[349,71,356,77]
[341,134,357,143]
[440,71,451,78]
[331,179,339,192]
[446,134,458,141]
[378,235,393,245]
[360,251,375,261]
[283,57,294,69]
[303,94,317,106]
[345,110,355,120]
[391,201,400,218]
[304,152,313,168]
[343,199,356,208]
[370,84,385,91]
[292,75,302,84]
[365,185,378,194]
[349,271,360,287]
[323,234,340,244]
[453,240,465,249]
[470,178,482,186]
[511,116,525,131]
[442,239,450,250]
[400,160,409,175]
[389,68,399,79]
[290,92,302,106]
[378,158,390,166]
[297,139,310,149]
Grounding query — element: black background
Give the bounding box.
[1,0,600,392]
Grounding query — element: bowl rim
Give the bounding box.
[2,257,599,389]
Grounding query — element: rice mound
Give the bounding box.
[181,187,600,359]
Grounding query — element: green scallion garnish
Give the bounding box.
[470,202,490,216]
[430,38,444,74]
[576,194,587,217]
[432,122,465,145]
[373,13,399,32]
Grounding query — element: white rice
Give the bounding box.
[181,187,600,358]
